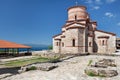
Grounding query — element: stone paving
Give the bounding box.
[1,55,120,80]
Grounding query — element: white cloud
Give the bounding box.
[92,6,100,10]
[85,0,102,4]
[106,0,116,3]
[117,22,120,26]
[84,0,116,4]
[105,12,114,18]
[95,0,102,4]
[84,0,101,10]
[85,0,93,4]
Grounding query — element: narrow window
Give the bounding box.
[102,40,105,46]
[56,42,58,46]
[59,42,61,46]
[62,42,64,47]
[89,42,92,47]
[75,15,77,20]
[72,39,75,47]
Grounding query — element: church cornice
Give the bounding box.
[62,31,65,33]
[90,21,97,23]
[66,19,87,23]
[96,30,116,36]
[98,36,110,39]
[66,26,85,30]
[54,38,61,41]
[88,35,94,37]
[53,34,62,38]
[90,21,97,26]
[66,46,89,47]
[61,36,65,38]
[62,21,86,28]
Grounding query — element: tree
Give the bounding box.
[48,45,53,50]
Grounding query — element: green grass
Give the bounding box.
[26,66,37,71]
[86,71,106,77]
[99,74,106,77]
[88,60,93,66]
[85,70,106,77]
[4,57,52,67]
[86,71,97,76]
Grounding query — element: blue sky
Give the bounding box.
[0,0,120,45]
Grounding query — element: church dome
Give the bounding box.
[67,6,89,21]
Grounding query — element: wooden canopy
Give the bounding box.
[0,40,31,56]
[0,40,31,48]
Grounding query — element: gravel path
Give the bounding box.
[2,55,120,80]
[0,56,33,62]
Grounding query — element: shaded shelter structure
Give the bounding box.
[0,40,31,56]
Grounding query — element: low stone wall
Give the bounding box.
[85,59,118,77]
[0,73,12,80]
[90,53,120,56]
[18,63,58,73]
[32,50,64,59]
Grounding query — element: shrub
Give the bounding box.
[26,66,37,71]
[85,69,106,77]
[48,45,53,50]
[85,70,97,77]
[49,58,61,63]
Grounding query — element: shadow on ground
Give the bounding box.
[0,67,20,75]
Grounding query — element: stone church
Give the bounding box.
[53,5,116,54]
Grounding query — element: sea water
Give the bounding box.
[19,47,48,52]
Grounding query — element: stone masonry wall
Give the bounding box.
[53,35,61,53]
[78,28,84,53]
[53,39,61,53]
[94,31,116,54]
[64,28,79,54]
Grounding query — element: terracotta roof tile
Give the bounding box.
[0,40,31,48]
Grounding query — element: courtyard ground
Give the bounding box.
[1,54,120,80]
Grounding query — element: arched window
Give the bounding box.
[72,39,75,47]
[102,40,105,46]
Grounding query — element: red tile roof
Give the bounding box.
[0,40,31,48]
